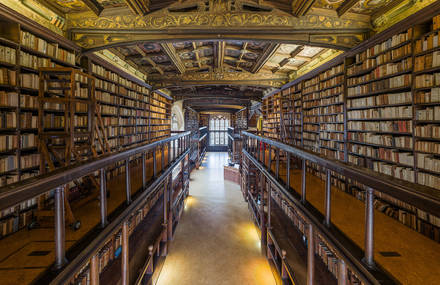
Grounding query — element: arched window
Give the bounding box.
[209,115,230,146]
[171,113,178,131]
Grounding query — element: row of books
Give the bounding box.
[415,140,440,154]
[320,132,343,141]
[416,106,440,120]
[0,155,17,172]
[376,43,412,65]
[0,91,18,107]
[20,31,75,65]
[348,120,412,133]
[0,68,16,86]
[376,161,414,182]
[415,72,440,88]
[414,51,440,72]
[320,64,343,80]
[347,106,413,120]
[347,58,412,86]
[0,45,16,64]
[415,124,440,139]
[347,58,376,76]
[20,153,38,169]
[418,172,440,190]
[19,51,52,70]
[320,114,343,123]
[0,135,17,152]
[20,113,37,129]
[355,29,413,62]
[1,112,16,128]
[347,74,411,97]
[20,94,37,109]
[348,133,413,148]
[417,153,440,173]
[20,73,39,89]
[349,145,414,166]
[415,31,440,54]
[319,75,343,89]
[347,92,411,108]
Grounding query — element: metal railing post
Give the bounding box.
[268,145,272,171]
[54,186,66,270]
[100,168,107,227]
[301,159,306,203]
[153,148,157,177]
[142,152,146,189]
[161,144,165,171]
[325,169,331,227]
[125,158,131,204]
[275,148,280,179]
[364,187,375,268]
[286,153,290,189]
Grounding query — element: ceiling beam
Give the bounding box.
[291,0,317,17]
[161,43,186,74]
[216,41,225,70]
[134,45,164,75]
[236,42,248,68]
[172,91,262,99]
[82,0,104,16]
[250,43,281,74]
[336,0,359,17]
[124,0,150,16]
[192,42,203,69]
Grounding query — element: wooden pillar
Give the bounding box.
[121,222,129,285]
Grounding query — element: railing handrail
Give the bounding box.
[50,148,190,284]
[199,126,208,131]
[0,131,191,211]
[241,131,440,218]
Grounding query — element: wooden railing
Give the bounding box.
[241,131,440,285]
[0,132,191,284]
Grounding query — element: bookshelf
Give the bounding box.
[0,15,172,238]
[70,185,165,284]
[261,14,440,243]
[0,17,81,237]
[262,92,281,140]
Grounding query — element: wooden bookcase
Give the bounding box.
[0,17,80,237]
[0,16,172,238]
[262,93,281,140]
[261,14,440,243]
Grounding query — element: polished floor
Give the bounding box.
[156,152,276,285]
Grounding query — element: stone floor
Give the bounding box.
[156,152,276,285]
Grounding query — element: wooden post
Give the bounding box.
[121,222,129,285]
[90,254,99,285]
[338,259,347,285]
[307,224,314,285]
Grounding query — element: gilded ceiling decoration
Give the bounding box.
[19,0,438,112]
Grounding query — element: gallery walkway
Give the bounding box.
[156,152,276,285]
